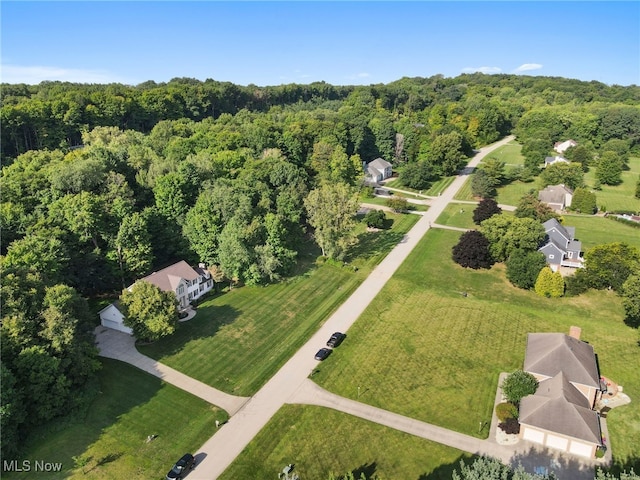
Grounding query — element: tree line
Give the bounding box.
[2,73,640,460]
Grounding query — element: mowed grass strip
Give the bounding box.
[5,359,221,480]
[584,156,640,213]
[139,213,418,397]
[312,228,640,465]
[562,213,640,250]
[218,404,470,480]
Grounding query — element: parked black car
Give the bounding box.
[314,347,332,361]
[166,453,195,480]
[326,332,346,348]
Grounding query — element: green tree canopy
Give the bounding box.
[304,182,359,260]
[481,215,546,262]
[451,230,494,269]
[539,162,584,190]
[535,266,565,298]
[501,370,539,404]
[120,280,179,341]
[506,249,548,289]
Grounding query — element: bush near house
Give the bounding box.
[495,402,519,422]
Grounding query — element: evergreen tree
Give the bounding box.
[535,267,564,297]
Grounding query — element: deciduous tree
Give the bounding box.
[621,275,640,328]
[595,151,623,186]
[501,370,539,404]
[514,192,559,222]
[481,215,546,262]
[451,230,494,269]
[120,280,178,341]
[304,183,359,260]
[506,249,547,289]
[570,187,597,214]
[473,198,502,225]
[539,162,584,190]
[582,242,640,291]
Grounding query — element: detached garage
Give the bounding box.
[98,302,132,335]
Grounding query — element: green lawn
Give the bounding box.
[480,140,525,167]
[562,214,640,250]
[218,405,470,480]
[584,156,640,213]
[495,180,538,207]
[5,359,222,480]
[139,213,419,397]
[385,176,457,197]
[312,228,640,466]
[435,203,477,229]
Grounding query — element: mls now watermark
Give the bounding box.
[3,460,63,473]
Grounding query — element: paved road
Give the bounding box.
[97,135,595,479]
[190,135,516,479]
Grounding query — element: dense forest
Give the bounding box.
[1,73,640,458]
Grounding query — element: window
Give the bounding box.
[178,285,184,295]
[568,252,573,258]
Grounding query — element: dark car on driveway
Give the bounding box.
[326,332,346,348]
[166,453,195,480]
[314,347,332,361]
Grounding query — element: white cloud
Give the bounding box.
[345,72,371,82]
[514,63,543,73]
[0,64,134,85]
[461,66,502,74]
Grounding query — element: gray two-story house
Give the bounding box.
[538,218,584,271]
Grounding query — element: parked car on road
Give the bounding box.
[326,332,346,348]
[314,348,332,361]
[166,453,195,480]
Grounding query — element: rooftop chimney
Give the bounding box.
[569,326,582,340]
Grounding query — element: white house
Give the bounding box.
[98,302,132,334]
[544,156,569,168]
[99,261,214,334]
[554,139,577,154]
[364,158,392,184]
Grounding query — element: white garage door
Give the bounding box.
[569,440,593,458]
[546,434,568,451]
[522,426,545,444]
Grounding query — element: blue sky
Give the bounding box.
[2,2,639,86]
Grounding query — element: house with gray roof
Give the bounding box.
[538,184,573,211]
[519,331,604,458]
[538,218,584,270]
[99,261,214,334]
[364,158,392,184]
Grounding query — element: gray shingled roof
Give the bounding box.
[519,372,601,443]
[524,333,599,388]
[368,158,392,170]
[538,185,572,208]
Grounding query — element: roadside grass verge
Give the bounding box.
[218,404,470,480]
[139,213,418,396]
[584,156,640,213]
[4,359,221,480]
[435,203,477,229]
[312,228,640,464]
[360,193,429,212]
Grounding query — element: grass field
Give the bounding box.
[311,228,640,467]
[584,156,640,213]
[385,175,457,197]
[481,140,525,167]
[218,405,470,480]
[562,214,640,250]
[5,359,222,480]
[139,213,419,397]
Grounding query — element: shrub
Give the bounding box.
[495,402,519,422]
[501,370,539,404]
[386,196,408,213]
[498,418,520,435]
[363,209,386,229]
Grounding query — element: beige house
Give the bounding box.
[554,139,577,154]
[538,184,573,211]
[99,261,214,334]
[519,331,603,458]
